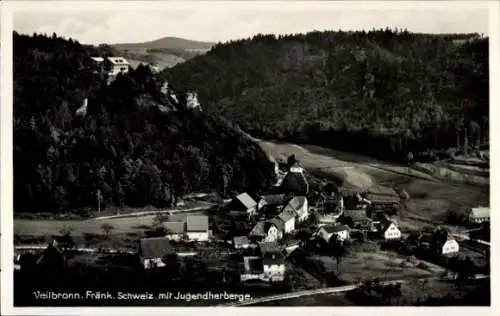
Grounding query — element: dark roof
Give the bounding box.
[344,209,368,221]
[258,241,281,253]
[262,250,285,265]
[186,215,209,232]
[243,256,264,273]
[322,224,350,234]
[267,217,285,232]
[249,221,267,237]
[139,237,173,259]
[261,194,290,206]
[280,172,309,195]
[164,221,185,234]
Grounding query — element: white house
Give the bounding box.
[318,224,350,243]
[277,209,296,234]
[380,221,401,240]
[186,215,209,241]
[138,237,172,269]
[467,207,490,224]
[262,250,286,282]
[106,57,130,77]
[164,221,186,241]
[440,238,460,255]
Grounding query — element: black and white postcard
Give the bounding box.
[1,1,498,315]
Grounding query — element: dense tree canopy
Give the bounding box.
[13,32,275,213]
[164,29,489,163]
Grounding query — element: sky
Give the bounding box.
[12,3,490,45]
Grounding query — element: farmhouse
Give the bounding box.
[186,215,209,241]
[379,220,401,240]
[277,208,296,234]
[318,224,350,243]
[284,196,309,222]
[138,237,173,269]
[262,250,286,282]
[226,193,258,217]
[164,221,186,241]
[249,220,283,243]
[365,193,400,211]
[467,207,490,224]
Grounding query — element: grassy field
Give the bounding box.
[14,209,207,239]
[307,250,444,284]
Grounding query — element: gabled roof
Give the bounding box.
[139,237,173,259]
[322,224,350,234]
[285,196,307,217]
[234,236,251,246]
[107,57,129,65]
[249,221,267,237]
[260,194,289,206]
[470,207,490,218]
[278,207,296,223]
[164,221,185,234]
[235,193,258,209]
[380,220,398,232]
[262,250,285,265]
[267,217,285,232]
[186,215,209,232]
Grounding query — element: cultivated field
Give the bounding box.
[258,139,490,231]
[14,210,207,239]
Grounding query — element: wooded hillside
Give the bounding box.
[164,29,489,163]
[13,32,275,214]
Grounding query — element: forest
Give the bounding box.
[164,29,489,163]
[13,32,275,214]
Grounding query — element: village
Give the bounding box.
[14,143,490,304]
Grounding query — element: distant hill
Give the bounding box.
[164,30,489,164]
[112,36,215,51]
[111,37,215,70]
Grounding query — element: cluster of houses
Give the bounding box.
[138,215,210,269]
